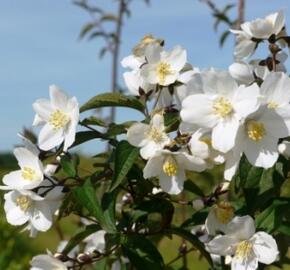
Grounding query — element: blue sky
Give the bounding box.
[0,0,289,153]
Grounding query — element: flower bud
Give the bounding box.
[278,141,290,158]
[220,181,230,192]
[192,199,204,211]
[53,253,67,262]
[77,253,92,263]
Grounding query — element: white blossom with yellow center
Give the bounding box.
[3,190,54,233]
[1,147,44,190]
[143,149,206,195]
[224,102,290,181]
[205,201,234,235]
[127,113,170,160]
[140,44,187,86]
[181,69,261,153]
[207,216,279,270]
[32,85,79,151]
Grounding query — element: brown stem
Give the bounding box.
[237,0,245,28]
[110,0,126,124]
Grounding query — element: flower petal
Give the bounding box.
[207,235,237,256]
[38,124,64,151]
[159,170,185,195]
[252,232,279,265]
[226,216,256,240]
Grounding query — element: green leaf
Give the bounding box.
[60,155,76,178]
[121,235,164,270]
[164,112,180,133]
[63,224,99,254]
[73,178,111,230]
[256,199,289,233]
[110,140,139,191]
[72,131,117,148]
[79,23,95,39]
[105,121,134,137]
[101,190,118,232]
[80,116,107,127]
[80,93,145,114]
[165,227,213,267]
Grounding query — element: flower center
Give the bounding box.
[49,110,70,129]
[214,201,234,224]
[163,157,178,177]
[148,127,166,143]
[267,101,279,109]
[247,121,266,142]
[156,62,172,84]
[16,195,32,212]
[235,241,253,259]
[21,167,37,181]
[213,97,233,118]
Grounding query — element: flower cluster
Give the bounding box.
[1,9,290,270]
[0,86,78,237]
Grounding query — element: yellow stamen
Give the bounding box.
[213,97,233,118]
[235,241,253,259]
[214,201,234,224]
[267,101,279,109]
[247,121,266,142]
[49,110,70,129]
[16,195,32,212]
[147,127,166,143]
[163,157,178,177]
[156,62,172,84]
[21,167,37,181]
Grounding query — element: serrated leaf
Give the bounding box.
[80,93,145,114]
[165,227,213,267]
[63,224,99,254]
[110,140,139,191]
[121,235,164,270]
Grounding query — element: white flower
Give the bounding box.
[127,113,170,159]
[229,52,288,85]
[180,69,261,153]
[143,149,206,195]
[30,254,67,270]
[230,29,256,59]
[4,190,53,232]
[140,44,187,86]
[241,11,285,40]
[84,230,106,254]
[189,129,225,168]
[207,216,279,270]
[224,72,290,177]
[32,85,79,151]
[1,147,44,190]
[205,201,234,235]
[224,108,290,180]
[278,140,290,158]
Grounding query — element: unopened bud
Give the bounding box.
[220,181,230,192]
[278,141,290,158]
[77,253,92,263]
[192,199,204,211]
[53,253,67,262]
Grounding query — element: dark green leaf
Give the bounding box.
[80,116,107,127]
[122,235,164,270]
[80,93,145,114]
[79,23,95,39]
[110,141,139,191]
[60,155,76,178]
[73,178,106,228]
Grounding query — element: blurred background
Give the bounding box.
[1,0,290,269]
